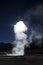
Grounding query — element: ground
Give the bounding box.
[0,54,43,65]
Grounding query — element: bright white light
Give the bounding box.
[14,21,27,33]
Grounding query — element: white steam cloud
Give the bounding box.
[14,21,27,41]
[12,21,28,56]
[7,21,28,56]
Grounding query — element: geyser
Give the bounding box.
[7,21,28,56]
[12,21,28,56]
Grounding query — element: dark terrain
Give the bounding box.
[0,38,43,65]
[0,54,43,65]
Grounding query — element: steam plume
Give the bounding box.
[7,21,28,56]
[12,21,28,56]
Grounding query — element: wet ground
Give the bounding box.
[0,54,43,65]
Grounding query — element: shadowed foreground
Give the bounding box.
[0,38,43,65]
[0,54,43,65]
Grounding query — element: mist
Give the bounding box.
[23,4,43,45]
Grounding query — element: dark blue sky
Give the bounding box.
[0,0,43,43]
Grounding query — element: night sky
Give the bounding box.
[0,0,43,43]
